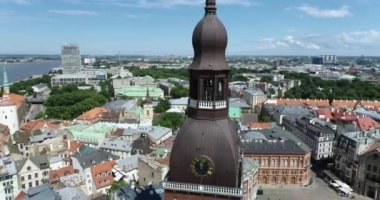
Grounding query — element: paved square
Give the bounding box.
[257,172,372,200]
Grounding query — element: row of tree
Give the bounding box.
[10,74,51,95]
[283,72,380,100]
[45,84,107,120]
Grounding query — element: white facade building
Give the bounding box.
[51,74,89,86]
[0,158,20,200]
[283,117,335,160]
[15,155,50,192]
[0,98,19,135]
[242,88,267,108]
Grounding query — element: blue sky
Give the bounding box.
[0,0,379,56]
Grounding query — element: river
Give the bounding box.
[0,61,60,84]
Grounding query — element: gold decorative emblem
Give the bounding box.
[191,155,214,178]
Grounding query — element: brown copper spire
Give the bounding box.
[205,0,217,15]
[168,0,241,189]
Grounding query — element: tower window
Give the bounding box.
[203,78,214,101]
[216,78,225,100]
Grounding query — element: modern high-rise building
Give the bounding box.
[61,44,82,74]
[321,55,338,64]
[163,1,258,199]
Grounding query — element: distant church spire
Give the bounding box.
[2,65,10,96]
[145,87,152,104]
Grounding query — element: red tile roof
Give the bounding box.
[275,98,330,107]
[356,117,380,131]
[316,109,333,119]
[91,160,116,189]
[8,93,26,109]
[331,109,358,122]
[20,119,64,133]
[247,122,272,130]
[63,140,84,154]
[50,165,76,183]
[332,100,380,109]
[76,107,108,123]
[15,191,26,200]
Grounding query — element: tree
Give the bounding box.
[154,99,170,113]
[34,111,45,120]
[153,112,185,129]
[170,85,189,98]
[45,85,107,120]
[260,76,273,83]
[258,106,272,123]
[231,75,248,82]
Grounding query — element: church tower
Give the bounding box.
[164,1,243,199]
[142,88,154,125]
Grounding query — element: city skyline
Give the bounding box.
[1,0,380,56]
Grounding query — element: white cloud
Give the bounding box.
[257,35,321,50]
[339,30,380,46]
[49,9,98,16]
[297,5,350,18]
[254,30,380,55]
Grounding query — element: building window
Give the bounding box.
[22,184,25,189]
[35,180,39,186]
[29,182,32,188]
[367,165,372,171]
[35,173,38,178]
[26,166,31,170]
[373,166,378,173]
[21,176,24,181]
[28,175,32,180]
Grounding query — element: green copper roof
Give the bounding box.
[115,86,164,99]
[67,122,117,144]
[229,107,241,119]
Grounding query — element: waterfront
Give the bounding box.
[0,61,60,83]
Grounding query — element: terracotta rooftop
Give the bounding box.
[20,119,64,133]
[50,165,76,183]
[332,110,358,122]
[15,191,26,200]
[316,109,333,119]
[63,140,84,155]
[91,160,116,189]
[356,117,380,131]
[247,122,272,130]
[8,93,26,109]
[275,98,329,107]
[332,100,380,108]
[76,107,108,122]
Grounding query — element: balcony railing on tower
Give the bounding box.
[188,98,227,110]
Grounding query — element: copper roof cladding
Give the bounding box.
[189,0,228,71]
[169,118,241,187]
